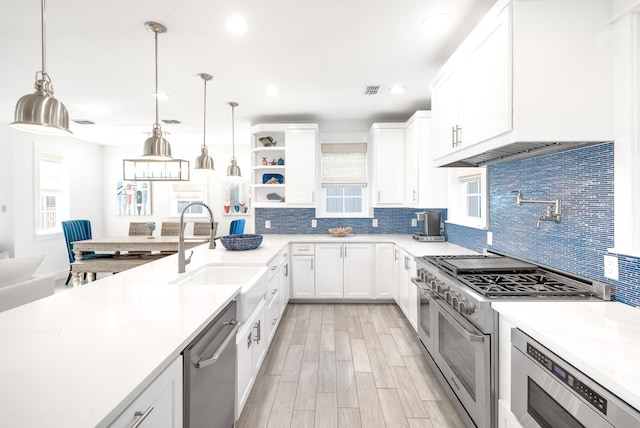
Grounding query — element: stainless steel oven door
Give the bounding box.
[412,278,436,356]
[433,298,491,428]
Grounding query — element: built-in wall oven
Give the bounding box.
[511,328,640,428]
[413,252,610,428]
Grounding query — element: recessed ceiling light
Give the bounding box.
[265,85,279,96]
[225,15,248,34]
[152,92,170,100]
[389,86,405,94]
[422,12,452,33]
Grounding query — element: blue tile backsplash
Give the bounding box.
[447,142,640,307]
[255,208,447,235]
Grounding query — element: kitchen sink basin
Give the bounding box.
[173,265,266,286]
[171,264,269,323]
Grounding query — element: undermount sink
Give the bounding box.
[171,264,269,323]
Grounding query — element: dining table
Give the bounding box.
[70,236,209,287]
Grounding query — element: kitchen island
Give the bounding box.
[0,234,474,427]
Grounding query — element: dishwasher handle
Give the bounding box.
[196,321,240,369]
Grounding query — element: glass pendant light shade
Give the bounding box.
[194,73,214,170]
[11,0,71,136]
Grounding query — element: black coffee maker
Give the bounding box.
[413,211,445,242]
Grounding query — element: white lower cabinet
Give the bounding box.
[236,299,266,418]
[315,243,373,298]
[374,243,396,298]
[109,356,183,428]
[291,243,315,298]
[395,248,418,331]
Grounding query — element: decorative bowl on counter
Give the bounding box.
[328,227,352,237]
[220,234,263,251]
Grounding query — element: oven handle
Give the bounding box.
[435,299,485,343]
[411,278,438,298]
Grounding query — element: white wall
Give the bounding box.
[0,124,105,278]
[102,137,252,238]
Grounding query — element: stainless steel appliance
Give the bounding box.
[511,328,640,428]
[412,252,610,428]
[413,211,445,242]
[183,300,240,428]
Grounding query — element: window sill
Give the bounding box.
[445,218,488,231]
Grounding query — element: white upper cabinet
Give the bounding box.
[285,128,318,205]
[371,123,406,205]
[251,124,318,207]
[430,0,613,167]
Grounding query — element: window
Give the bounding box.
[35,152,69,235]
[319,143,369,217]
[446,167,488,229]
[170,183,207,217]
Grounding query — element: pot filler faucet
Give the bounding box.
[179,202,216,273]
[511,190,562,229]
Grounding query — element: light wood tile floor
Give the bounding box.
[236,303,466,428]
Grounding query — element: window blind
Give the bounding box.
[321,143,367,188]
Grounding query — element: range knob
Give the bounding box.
[436,282,449,295]
[458,300,476,315]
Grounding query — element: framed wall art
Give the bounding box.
[116,180,151,216]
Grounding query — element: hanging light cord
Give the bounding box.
[231,103,235,159]
[36,0,53,94]
[202,78,208,149]
[153,28,162,135]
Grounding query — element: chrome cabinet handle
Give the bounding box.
[272,288,278,295]
[344,246,347,258]
[451,126,456,148]
[254,320,261,344]
[377,191,381,202]
[131,406,154,428]
[412,190,417,202]
[311,258,314,270]
[394,248,398,261]
[284,264,288,277]
[272,317,277,325]
[311,191,315,202]
[196,321,241,368]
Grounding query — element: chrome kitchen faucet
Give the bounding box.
[511,190,562,228]
[178,202,216,273]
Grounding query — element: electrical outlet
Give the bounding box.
[265,220,271,229]
[487,232,493,246]
[311,219,317,228]
[411,218,417,227]
[372,218,378,227]
[604,255,619,280]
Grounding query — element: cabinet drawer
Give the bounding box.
[108,356,183,428]
[291,243,314,255]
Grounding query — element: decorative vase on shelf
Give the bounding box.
[262,157,268,165]
[278,158,284,165]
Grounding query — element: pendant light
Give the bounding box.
[11,0,71,135]
[226,102,241,176]
[194,73,214,170]
[142,21,171,160]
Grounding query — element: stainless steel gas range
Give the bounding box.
[411,252,610,428]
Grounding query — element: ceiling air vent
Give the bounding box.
[162,119,182,124]
[72,119,95,125]
[363,85,381,96]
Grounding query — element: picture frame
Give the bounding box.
[116,180,151,216]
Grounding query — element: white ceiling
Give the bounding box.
[1,0,495,146]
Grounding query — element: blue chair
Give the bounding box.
[62,220,112,285]
[229,219,245,235]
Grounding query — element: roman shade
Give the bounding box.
[320,143,367,188]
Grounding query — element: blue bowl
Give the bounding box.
[220,234,263,251]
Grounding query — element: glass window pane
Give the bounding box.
[344,187,362,197]
[467,180,480,194]
[326,187,343,196]
[467,195,481,218]
[326,198,343,213]
[344,198,362,213]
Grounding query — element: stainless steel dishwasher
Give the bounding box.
[183,300,240,428]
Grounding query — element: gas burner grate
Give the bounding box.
[458,273,593,297]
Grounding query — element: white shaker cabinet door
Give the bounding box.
[374,243,395,299]
[343,243,373,298]
[315,244,344,298]
[371,125,405,205]
[291,255,315,298]
[285,129,317,205]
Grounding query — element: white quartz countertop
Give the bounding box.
[493,301,640,411]
[0,234,473,427]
